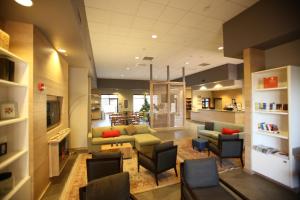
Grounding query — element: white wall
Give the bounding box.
[69,68,89,148]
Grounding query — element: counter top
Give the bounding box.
[192,109,245,113]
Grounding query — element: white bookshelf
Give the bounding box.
[0,47,30,199]
[251,65,300,189]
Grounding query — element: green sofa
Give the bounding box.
[88,125,161,154]
[197,121,244,145]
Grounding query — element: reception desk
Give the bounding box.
[191,109,244,124]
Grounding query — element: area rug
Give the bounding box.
[60,152,180,200]
[60,138,242,200]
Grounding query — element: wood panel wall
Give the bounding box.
[33,27,69,199]
[243,48,265,172]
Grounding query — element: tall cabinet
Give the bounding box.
[251,66,300,189]
[0,47,30,199]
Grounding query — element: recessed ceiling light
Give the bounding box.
[151,34,158,39]
[126,67,130,70]
[185,62,189,65]
[14,0,33,7]
[135,56,139,60]
[218,46,224,50]
[57,48,67,53]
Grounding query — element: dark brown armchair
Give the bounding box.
[137,141,178,185]
[208,134,244,167]
[86,151,123,182]
[79,172,137,200]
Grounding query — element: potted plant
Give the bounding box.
[140,94,150,122]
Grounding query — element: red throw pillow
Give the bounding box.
[222,128,240,135]
[102,130,120,138]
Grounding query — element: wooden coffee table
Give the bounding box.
[100,142,133,159]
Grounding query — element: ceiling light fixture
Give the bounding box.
[218,46,224,50]
[185,62,189,65]
[14,0,33,7]
[151,34,158,39]
[126,67,130,70]
[57,48,67,53]
[135,56,139,60]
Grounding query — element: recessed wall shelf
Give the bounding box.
[256,130,288,140]
[0,150,27,170]
[254,111,288,115]
[0,117,27,127]
[255,87,287,91]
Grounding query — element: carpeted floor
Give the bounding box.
[60,138,242,200]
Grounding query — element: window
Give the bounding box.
[133,95,150,112]
[101,95,118,113]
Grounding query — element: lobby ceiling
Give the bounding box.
[0,0,96,79]
[85,0,258,80]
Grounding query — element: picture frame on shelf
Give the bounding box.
[0,102,18,120]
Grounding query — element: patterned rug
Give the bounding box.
[175,139,242,173]
[60,138,241,200]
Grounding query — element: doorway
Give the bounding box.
[101,95,118,114]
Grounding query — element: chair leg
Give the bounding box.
[137,164,140,172]
[240,157,244,167]
[208,150,210,157]
[155,174,159,186]
[174,167,178,177]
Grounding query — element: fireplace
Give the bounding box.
[48,128,70,177]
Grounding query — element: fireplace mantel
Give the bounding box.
[48,128,71,177]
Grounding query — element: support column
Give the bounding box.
[150,64,153,81]
[167,65,170,81]
[243,48,265,172]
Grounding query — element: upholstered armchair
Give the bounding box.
[181,158,235,200]
[137,141,178,185]
[79,172,137,200]
[86,151,122,182]
[208,134,244,167]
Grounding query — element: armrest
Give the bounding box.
[88,132,93,140]
[137,150,153,160]
[148,128,157,134]
[197,124,205,132]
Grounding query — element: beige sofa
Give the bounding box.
[88,125,161,154]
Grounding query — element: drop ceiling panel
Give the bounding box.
[137,1,165,19]
[85,0,258,80]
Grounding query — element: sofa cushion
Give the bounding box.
[125,124,136,135]
[191,186,235,200]
[204,122,214,131]
[134,134,161,146]
[214,121,244,132]
[92,127,111,138]
[134,125,150,134]
[184,158,219,188]
[111,125,127,135]
[198,130,220,140]
[222,128,240,135]
[92,135,135,145]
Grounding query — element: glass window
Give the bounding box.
[133,95,150,113]
[101,95,118,113]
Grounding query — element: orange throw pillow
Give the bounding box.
[102,130,120,138]
[222,128,240,135]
